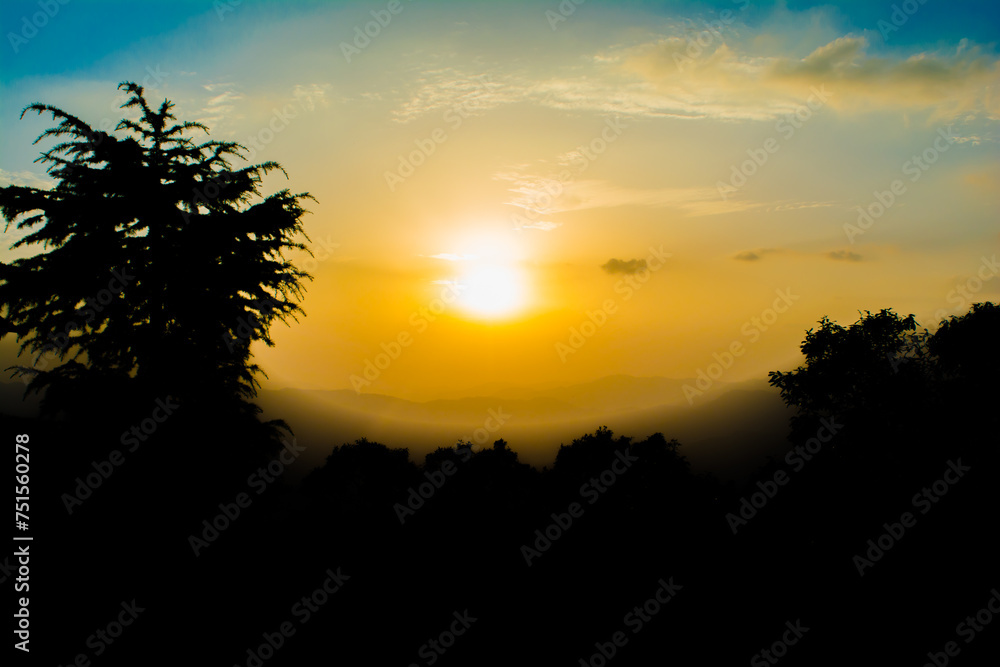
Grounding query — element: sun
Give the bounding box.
[455,263,526,319]
[432,226,531,321]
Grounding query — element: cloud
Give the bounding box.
[765,201,836,212]
[0,169,54,190]
[292,83,332,112]
[197,83,245,128]
[390,30,999,127]
[602,258,648,275]
[390,69,514,123]
[828,249,862,261]
[767,37,1000,120]
[623,33,1000,122]
[496,166,762,218]
[497,161,837,224]
[734,247,785,261]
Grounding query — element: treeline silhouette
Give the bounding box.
[4,303,997,666]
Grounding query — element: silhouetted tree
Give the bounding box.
[766,308,935,453]
[767,303,999,480]
[928,301,1000,385]
[301,437,417,522]
[768,309,928,418]
[0,82,312,420]
[927,302,1000,456]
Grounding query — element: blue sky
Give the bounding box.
[2,0,997,78]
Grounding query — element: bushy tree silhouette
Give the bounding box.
[0,82,312,423]
[768,309,929,420]
[929,301,1000,385]
[764,302,999,483]
[927,302,1000,456]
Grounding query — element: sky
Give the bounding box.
[1,0,998,400]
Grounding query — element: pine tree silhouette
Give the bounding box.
[0,82,313,428]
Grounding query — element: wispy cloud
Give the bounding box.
[390,68,514,123]
[0,169,54,190]
[497,171,818,220]
[198,82,244,128]
[292,83,332,112]
[391,32,999,128]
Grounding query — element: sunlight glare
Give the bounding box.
[455,263,526,319]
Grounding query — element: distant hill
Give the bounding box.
[253,375,794,482]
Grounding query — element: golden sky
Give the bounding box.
[1,0,998,400]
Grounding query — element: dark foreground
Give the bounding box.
[5,374,998,666]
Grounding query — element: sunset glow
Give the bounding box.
[0,0,997,402]
[2,2,998,664]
